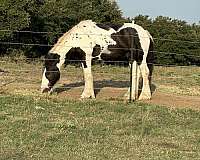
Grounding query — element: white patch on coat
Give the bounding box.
[41,68,49,90]
[49,20,116,58]
[81,65,95,98]
[81,48,95,98]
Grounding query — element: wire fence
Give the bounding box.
[1,58,200,101]
[1,30,200,61]
[0,31,200,101]
[1,41,200,58]
[1,29,200,44]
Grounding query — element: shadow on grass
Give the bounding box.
[54,80,129,95]
[54,80,156,97]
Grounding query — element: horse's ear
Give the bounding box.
[45,53,53,61]
[52,54,60,65]
[54,54,60,62]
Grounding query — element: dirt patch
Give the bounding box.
[1,61,199,110]
[54,85,200,110]
[144,91,200,110]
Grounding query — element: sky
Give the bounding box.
[117,0,200,24]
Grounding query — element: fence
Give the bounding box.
[1,29,200,160]
[0,31,200,102]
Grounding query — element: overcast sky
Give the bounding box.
[116,0,200,24]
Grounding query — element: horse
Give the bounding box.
[41,20,154,100]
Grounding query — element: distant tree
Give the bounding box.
[152,16,200,65]
[0,0,124,57]
[1,0,199,65]
[0,0,30,40]
[134,15,153,29]
[133,15,200,65]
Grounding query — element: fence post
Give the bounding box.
[129,61,133,102]
[129,34,138,102]
[129,59,138,102]
[129,34,133,102]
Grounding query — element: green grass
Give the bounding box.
[153,66,200,96]
[0,58,200,159]
[0,95,200,159]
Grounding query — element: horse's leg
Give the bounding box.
[81,49,95,99]
[138,62,151,100]
[124,61,140,101]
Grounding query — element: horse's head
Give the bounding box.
[41,53,61,93]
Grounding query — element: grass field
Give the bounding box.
[1,58,200,97]
[0,95,200,159]
[0,58,200,159]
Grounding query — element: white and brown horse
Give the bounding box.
[41,20,154,100]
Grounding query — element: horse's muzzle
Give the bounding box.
[41,87,51,93]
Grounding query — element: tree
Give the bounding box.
[0,0,30,40]
[133,15,200,65]
[1,1,199,65]
[0,0,124,57]
[152,16,200,65]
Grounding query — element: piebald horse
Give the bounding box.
[41,20,154,100]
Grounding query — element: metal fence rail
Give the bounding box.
[0,31,200,101]
[1,58,200,101]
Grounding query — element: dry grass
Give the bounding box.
[1,58,200,159]
[154,66,200,96]
[0,58,200,98]
[0,95,200,159]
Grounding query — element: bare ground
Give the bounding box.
[54,85,200,110]
[0,62,200,110]
[1,76,200,110]
[143,91,200,110]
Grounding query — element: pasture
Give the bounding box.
[0,58,200,159]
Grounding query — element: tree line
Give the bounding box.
[0,0,200,65]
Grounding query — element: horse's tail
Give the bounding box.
[146,30,154,42]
